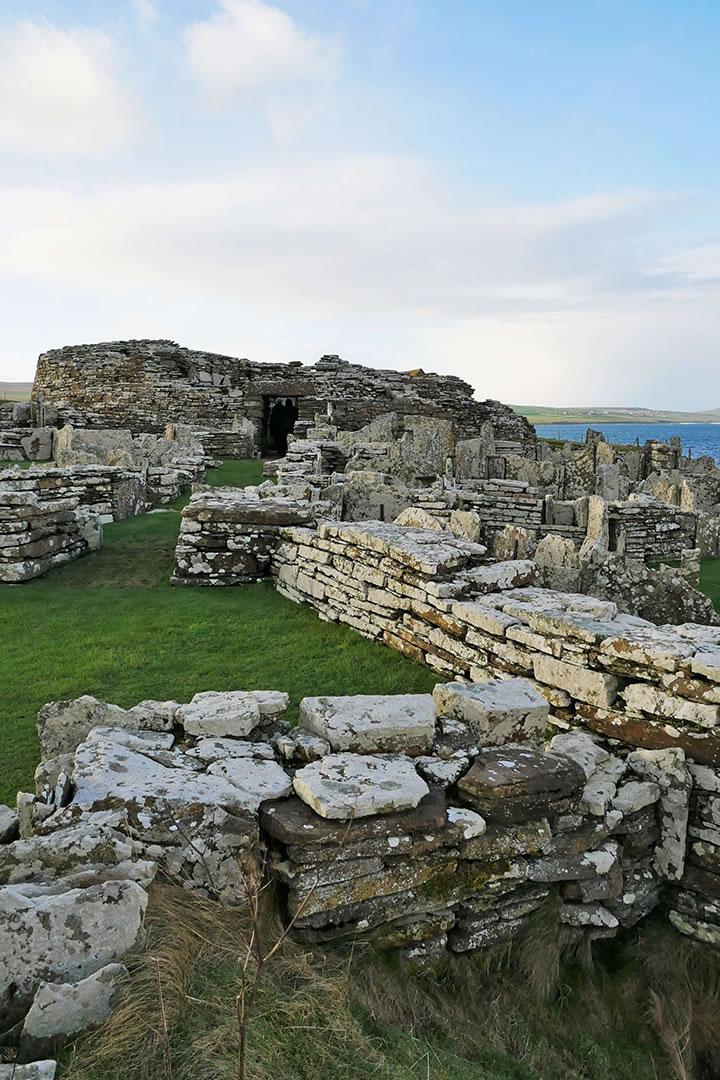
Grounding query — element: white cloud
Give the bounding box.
[0,154,718,408]
[132,0,158,31]
[652,242,720,282]
[184,0,341,99]
[0,20,144,156]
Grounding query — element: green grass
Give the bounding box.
[0,460,436,805]
[700,558,720,611]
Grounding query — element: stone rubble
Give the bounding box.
[2,677,694,1070]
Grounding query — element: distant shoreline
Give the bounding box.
[532,419,720,426]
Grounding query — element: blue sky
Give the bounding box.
[1,0,720,407]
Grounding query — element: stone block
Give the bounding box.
[432,678,548,746]
[19,962,128,1058]
[177,690,261,738]
[298,694,436,754]
[0,879,147,1025]
[457,746,585,822]
[532,654,619,708]
[293,753,429,820]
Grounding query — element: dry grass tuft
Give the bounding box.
[62,880,252,1079]
[60,884,720,1080]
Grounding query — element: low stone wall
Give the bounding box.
[609,499,698,560]
[0,427,54,462]
[0,490,101,583]
[271,521,720,755]
[0,678,699,1069]
[171,488,317,585]
[0,463,200,524]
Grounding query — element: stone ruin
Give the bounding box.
[28,339,533,449]
[5,338,720,1073]
[0,423,207,583]
[0,675,709,1069]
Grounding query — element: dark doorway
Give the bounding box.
[263,396,299,455]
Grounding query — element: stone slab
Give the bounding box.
[293,753,430,820]
[432,678,548,746]
[298,694,436,754]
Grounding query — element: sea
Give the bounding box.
[534,422,720,467]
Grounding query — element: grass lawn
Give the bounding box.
[700,557,720,612]
[0,460,437,805]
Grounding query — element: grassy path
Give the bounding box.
[0,461,436,804]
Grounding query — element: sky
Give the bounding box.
[1,1,720,408]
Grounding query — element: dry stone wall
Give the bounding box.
[0,676,697,1074]
[0,464,198,524]
[31,340,535,446]
[0,489,101,583]
[172,488,318,585]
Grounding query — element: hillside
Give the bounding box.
[515,404,720,426]
[0,380,32,402]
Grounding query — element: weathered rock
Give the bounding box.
[0,879,147,1025]
[177,691,261,738]
[416,754,470,787]
[559,902,618,928]
[185,737,275,763]
[532,655,619,709]
[206,758,292,812]
[0,1063,57,1079]
[449,509,482,543]
[273,729,331,764]
[457,747,585,822]
[127,700,179,732]
[668,909,720,948]
[36,696,135,759]
[0,820,146,886]
[0,804,18,843]
[446,806,487,838]
[71,728,268,818]
[622,682,720,728]
[433,679,548,746]
[394,507,445,531]
[626,747,691,880]
[547,732,610,779]
[298,694,436,754]
[528,843,618,883]
[19,963,128,1058]
[260,790,447,848]
[612,781,661,815]
[293,754,430,820]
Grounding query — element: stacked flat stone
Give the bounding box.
[608,498,698,560]
[271,525,720,754]
[2,679,713,1074]
[0,489,100,583]
[191,429,254,458]
[0,686,295,1068]
[259,684,668,956]
[32,340,535,445]
[273,521,503,672]
[1,462,202,523]
[172,489,316,585]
